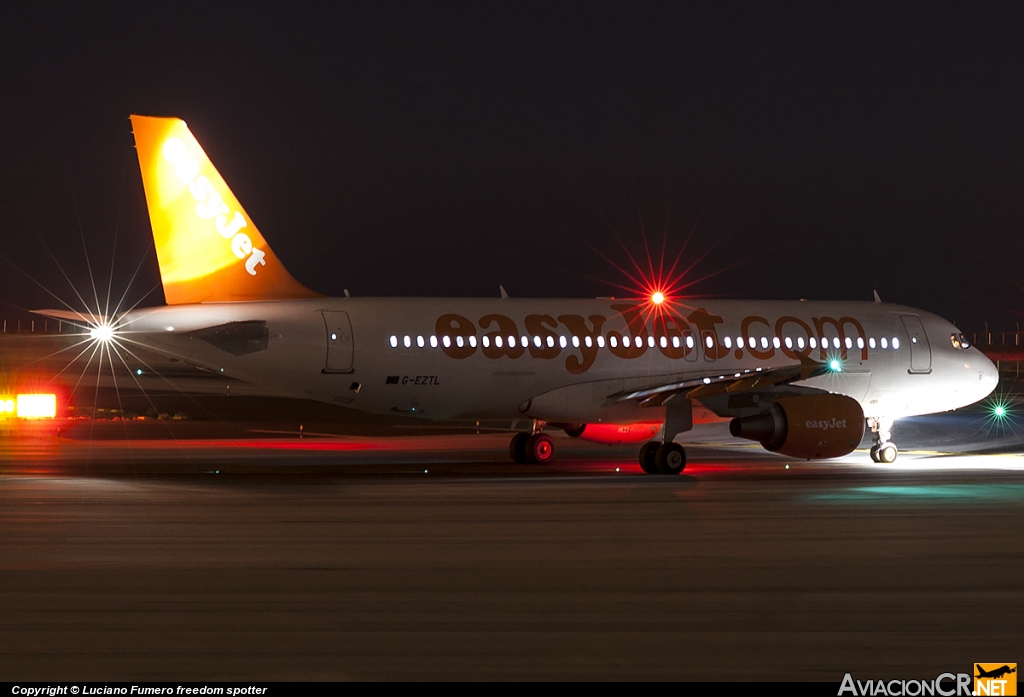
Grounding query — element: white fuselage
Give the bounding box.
[117,297,998,425]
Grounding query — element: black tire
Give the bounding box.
[878,442,898,464]
[526,433,556,464]
[638,441,660,474]
[564,423,586,438]
[509,432,530,463]
[655,442,686,474]
[869,445,881,463]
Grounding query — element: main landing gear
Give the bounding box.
[637,397,692,475]
[510,422,555,464]
[639,440,687,475]
[867,417,898,463]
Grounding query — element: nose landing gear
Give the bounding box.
[509,422,555,464]
[867,417,898,463]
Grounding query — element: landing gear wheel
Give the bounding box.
[639,441,659,474]
[655,442,687,474]
[526,433,555,464]
[509,432,530,463]
[869,445,881,463]
[877,442,898,464]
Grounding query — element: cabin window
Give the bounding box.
[868,337,875,349]
[737,337,745,349]
[772,337,781,349]
[845,337,853,349]
[585,336,593,348]
[707,335,715,349]
[417,336,425,347]
[610,336,618,348]
[534,336,542,348]
[558,336,567,349]
[881,337,888,349]
[686,335,695,349]
[443,335,452,348]
[673,336,681,349]
[597,336,606,348]
[430,335,438,348]
[784,337,792,349]
[760,337,769,350]
[389,335,398,348]
[892,337,901,349]
[469,336,477,347]
[455,336,464,348]
[723,336,732,349]
[573,336,581,348]
[797,337,805,349]
[495,336,503,348]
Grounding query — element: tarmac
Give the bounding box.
[1,411,1022,680]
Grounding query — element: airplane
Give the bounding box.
[976,665,1016,680]
[36,115,999,473]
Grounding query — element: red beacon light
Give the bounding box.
[650,291,665,305]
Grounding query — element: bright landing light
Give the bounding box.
[89,324,115,342]
[651,291,665,305]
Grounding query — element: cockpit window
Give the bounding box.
[950,332,971,350]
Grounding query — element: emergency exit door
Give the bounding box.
[322,311,354,373]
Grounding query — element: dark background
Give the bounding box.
[2,2,1023,330]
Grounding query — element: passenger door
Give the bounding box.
[900,315,931,374]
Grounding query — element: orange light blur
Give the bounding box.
[15,394,57,419]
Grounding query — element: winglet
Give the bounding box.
[130,115,321,305]
[873,290,882,303]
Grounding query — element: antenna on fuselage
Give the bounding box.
[873,290,882,303]
[499,285,509,299]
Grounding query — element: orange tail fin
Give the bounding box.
[130,115,321,305]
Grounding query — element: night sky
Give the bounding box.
[2,3,1023,331]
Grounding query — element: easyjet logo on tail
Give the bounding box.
[161,138,266,276]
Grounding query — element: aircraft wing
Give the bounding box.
[611,353,830,406]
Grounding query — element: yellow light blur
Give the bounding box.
[0,397,15,415]
[651,291,665,305]
[16,394,57,419]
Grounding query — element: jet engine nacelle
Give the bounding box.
[729,394,865,459]
[564,422,662,445]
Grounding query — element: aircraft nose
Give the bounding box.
[977,352,1000,397]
